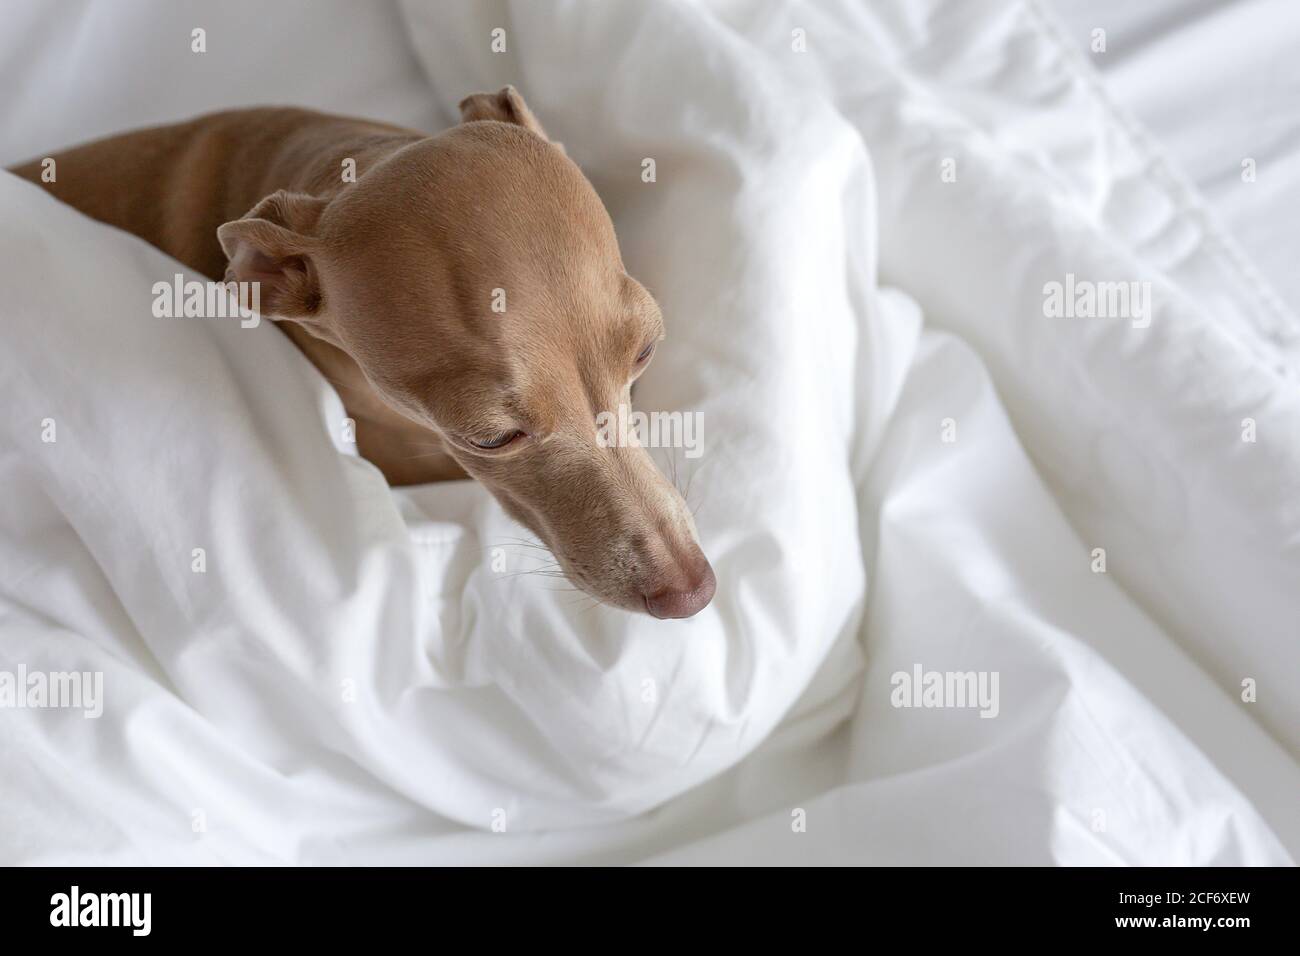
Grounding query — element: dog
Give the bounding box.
[10,87,716,619]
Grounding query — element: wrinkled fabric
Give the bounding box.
[0,0,1295,864]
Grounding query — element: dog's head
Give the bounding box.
[218,88,714,618]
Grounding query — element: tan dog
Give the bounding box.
[10,88,715,618]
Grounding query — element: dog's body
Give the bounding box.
[11,90,716,617]
[13,107,467,485]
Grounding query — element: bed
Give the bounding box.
[1,0,1296,865]
[1049,0,1300,315]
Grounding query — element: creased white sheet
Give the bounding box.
[0,0,1296,865]
[1048,0,1300,316]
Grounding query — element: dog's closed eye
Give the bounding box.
[468,429,526,450]
[635,342,656,365]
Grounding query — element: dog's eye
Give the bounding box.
[469,430,525,450]
[635,342,656,364]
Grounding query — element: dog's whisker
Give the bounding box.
[489,542,552,553]
[493,563,566,577]
[496,535,550,546]
[689,453,714,499]
[488,542,555,560]
[683,455,706,505]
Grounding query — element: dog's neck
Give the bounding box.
[278,322,467,484]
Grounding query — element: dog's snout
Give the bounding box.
[643,557,716,619]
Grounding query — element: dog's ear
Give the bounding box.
[459,86,560,148]
[217,191,328,321]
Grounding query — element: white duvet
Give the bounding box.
[1,0,1297,865]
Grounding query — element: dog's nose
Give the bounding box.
[644,560,716,619]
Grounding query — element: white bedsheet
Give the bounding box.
[1,0,1297,865]
[1048,0,1300,314]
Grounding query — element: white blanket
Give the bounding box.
[1049,0,1300,315]
[1,0,1297,864]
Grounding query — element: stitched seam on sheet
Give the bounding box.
[1020,0,1299,360]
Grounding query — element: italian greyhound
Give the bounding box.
[10,88,716,618]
